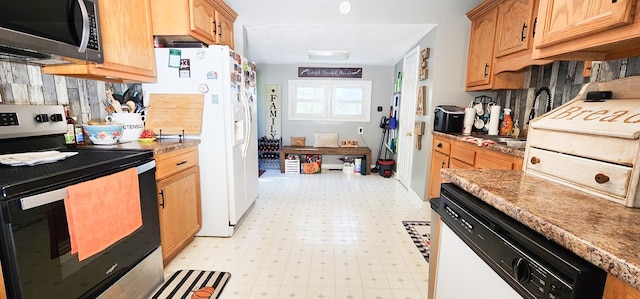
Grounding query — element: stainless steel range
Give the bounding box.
[0,105,163,298]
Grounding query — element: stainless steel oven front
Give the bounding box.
[0,160,161,299]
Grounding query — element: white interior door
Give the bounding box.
[397,46,419,188]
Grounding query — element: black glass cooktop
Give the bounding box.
[0,148,153,200]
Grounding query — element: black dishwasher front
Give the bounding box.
[436,183,606,299]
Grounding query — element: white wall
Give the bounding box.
[257,64,394,167]
[394,1,483,201]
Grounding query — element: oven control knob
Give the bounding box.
[50,113,64,122]
[34,114,49,122]
[512,257,531,282]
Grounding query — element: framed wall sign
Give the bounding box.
[265,84,282,139]
[298,67,363,78]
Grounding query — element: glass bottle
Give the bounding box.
[64,106,77,147]
[74,118,85,145]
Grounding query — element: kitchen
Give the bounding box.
[1,0,640,298]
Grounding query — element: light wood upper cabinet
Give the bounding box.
[42,0,156,83]
[191,0,216,42]
[536,0,636,48]
[151,0,237,48]
[466,7,499,89]
[214,8,235,48]
[532,0,640,60]
[495,0,536,57]
[465,1,528,91]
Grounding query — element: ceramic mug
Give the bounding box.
[473,103,484,116]
[106,113,146,143]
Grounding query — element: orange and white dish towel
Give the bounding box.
[64,168,142,261]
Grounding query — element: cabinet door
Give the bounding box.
[495,0,536,57]
[214,10,235,48]
[190,0,216,42]
[43,0,156,82]
[476,150,523,170]
[466,8,499,89]
[428,151,449,199]
[157,166,202,263]
[536,0,637,47]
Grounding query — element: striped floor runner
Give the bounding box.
[150,270,231,299]
[403,220,431,262]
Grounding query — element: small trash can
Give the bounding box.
[377,159,395,178]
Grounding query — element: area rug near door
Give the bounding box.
[403,221,431,262]
[151,270,231,299]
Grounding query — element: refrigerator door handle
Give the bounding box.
[241,89,251,158]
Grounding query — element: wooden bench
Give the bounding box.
[280,146,372,175]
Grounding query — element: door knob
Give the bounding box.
[406,132,412,137]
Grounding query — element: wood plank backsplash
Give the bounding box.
[0,61,129,123]
[492,56,640,130]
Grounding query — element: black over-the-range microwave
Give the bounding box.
[0,0,103,64]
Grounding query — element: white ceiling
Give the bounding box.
[244,24,436,65]
[224,0,459,66]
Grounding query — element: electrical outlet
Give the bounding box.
[358,127,364,135]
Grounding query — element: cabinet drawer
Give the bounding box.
[451,145,476,166]
[156,147,199,180]
[450,158,474,169]
[527,147,631,199]
[433,138,451,155]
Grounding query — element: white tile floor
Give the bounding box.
[164,169,432,299]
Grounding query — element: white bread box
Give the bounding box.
[524,76,640,207]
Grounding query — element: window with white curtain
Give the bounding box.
[288,80,371,122]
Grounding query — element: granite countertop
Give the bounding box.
[85,138,200,155]
[433,131,525,158]
[441,168,640,290]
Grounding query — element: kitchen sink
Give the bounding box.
[475,135,527,148]
[494,137,527,148]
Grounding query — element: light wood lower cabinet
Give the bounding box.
[427,134,524,199]
[603,274,640,299]
[428,151,450,199]
[155,147,202,265]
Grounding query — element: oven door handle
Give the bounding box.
[20,161,156,210]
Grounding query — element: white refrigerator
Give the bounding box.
[142,45,259,237]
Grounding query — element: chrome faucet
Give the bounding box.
[528,87,552,124]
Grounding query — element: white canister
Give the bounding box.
[106,113,146,142]
[462,108,475,135]
[488,105,501,135]
[343,162,354,174]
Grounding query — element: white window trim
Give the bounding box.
[288,79,371,122]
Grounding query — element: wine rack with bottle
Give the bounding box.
[258,136,282,169]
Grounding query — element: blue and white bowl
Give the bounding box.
[83,124,123,145]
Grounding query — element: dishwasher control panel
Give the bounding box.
[439,183,607,299]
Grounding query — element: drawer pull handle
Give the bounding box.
[437,143,443,148]
[530,157,540,164]
[595,173,610,184]
[159,190,165,209]
[176,161,187,166]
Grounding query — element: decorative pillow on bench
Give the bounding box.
[291,137,306,147]
[314,132,339,147]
